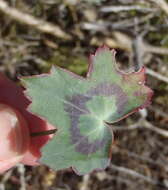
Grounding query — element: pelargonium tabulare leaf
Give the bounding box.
[21,46,153,175]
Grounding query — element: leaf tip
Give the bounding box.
[87,45,116,77]
[94,44,116,57]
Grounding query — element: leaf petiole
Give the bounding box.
[31,129,57,137]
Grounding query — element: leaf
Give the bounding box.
[21,46,153,175]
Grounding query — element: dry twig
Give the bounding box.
[113,119,168,138]
[150,0,168,15]
[0,0,71,40]
[146,68,168,84]
[17,164,26,190]
[143,120,168,138]
[79,174,90,190]
[100,5,155,13]
[144,43,168,55]
[117,147,168,171]
[111,164,168,187]
[0,170,13,190]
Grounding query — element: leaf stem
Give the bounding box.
[31,129,57,137]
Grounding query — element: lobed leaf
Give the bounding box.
[21,46,153,175]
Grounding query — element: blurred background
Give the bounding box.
[0,0,168,190]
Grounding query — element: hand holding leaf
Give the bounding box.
[0,73,55,173]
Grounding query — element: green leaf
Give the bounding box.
[21,46,153,175]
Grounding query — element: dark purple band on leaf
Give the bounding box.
[87,83,128,115]
[65,83,128,155]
